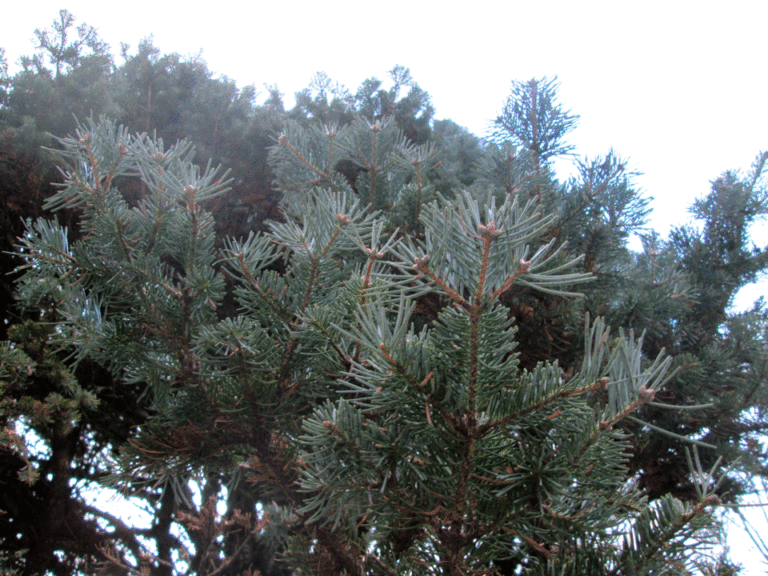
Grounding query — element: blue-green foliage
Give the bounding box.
[12,116,724,575]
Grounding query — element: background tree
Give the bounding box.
[353,65,434,144]
[7,10,115,137]
[29,9,109,79]
[0,48,10,107]
[488,77,768,510]
[491,76,579,171]
[430,119,483,192]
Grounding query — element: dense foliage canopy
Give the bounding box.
[1,11,766,576]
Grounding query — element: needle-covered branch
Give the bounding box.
[10,117,727,576]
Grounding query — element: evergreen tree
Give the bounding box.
[0,10,117,338]
[491,76,579,171]
[0,48,10,107]
[2,18,764,570]
[286,66,434,144]
[488,78,768,512]
[6,115,729,575]
[113,37,283,238]
[29,9,109,79]
[6,10,115,136]
[1,24,446,573]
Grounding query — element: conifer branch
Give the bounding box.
[377,343,463,433]
[491,258,531,299]
[277,133,333,184]
[413,256,470,310]
[478,376,610,435]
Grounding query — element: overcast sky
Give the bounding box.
[2,0,768,569]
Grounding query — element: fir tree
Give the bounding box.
[2,22,764,570]
[7,115,728,575]
[491,76,579,171]
[487,77,768,514]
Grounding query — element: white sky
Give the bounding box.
[2,1,768,570]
